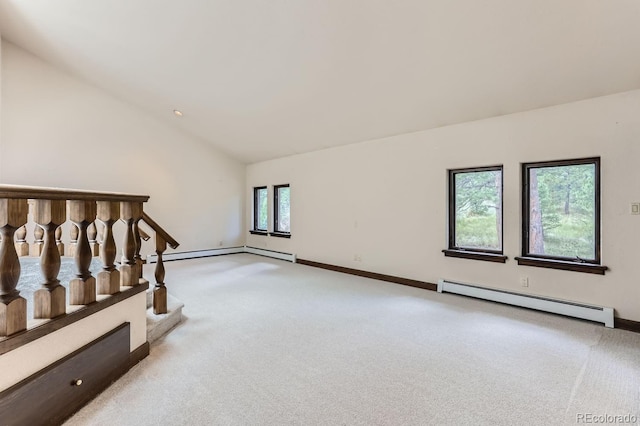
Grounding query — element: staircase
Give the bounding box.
[0,185,185,423]
[16,257,183,343]
[145,287,184,343]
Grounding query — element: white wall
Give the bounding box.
[247,90,640,321]
[0,33,3,179]
[1,40,245,253]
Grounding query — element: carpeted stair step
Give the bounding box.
[146,294,184,344]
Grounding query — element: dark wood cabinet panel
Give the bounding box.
[0,322,131,426]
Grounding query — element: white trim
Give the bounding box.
[146,246,296,264]
[437,279,614,328]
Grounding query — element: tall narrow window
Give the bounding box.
[272,184,291,237]
[516,157,606,274]
[252,186,268,234]
[443,166,506,263]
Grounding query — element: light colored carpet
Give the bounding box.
[65,254,640,425]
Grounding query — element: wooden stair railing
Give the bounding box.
[97,201,120,295]
[67,223,79,257]
[138,227,151,242]
[55,226,64,256]
[15,226,28,257]
[140,212,179,315]
[0,184,159,337]
[134,227,150,282]
[32,225,44,257]
[0,198,29,336]
[88,222,99,256]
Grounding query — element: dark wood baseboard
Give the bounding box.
[129,341,150,368]
[296,258,437,292]
[614,317,640,333]
[296,258,640,333]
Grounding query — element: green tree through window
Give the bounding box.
[274,184,290,233]
[253,187,268,231]
[449,166,503,252]
[526,161,597,260]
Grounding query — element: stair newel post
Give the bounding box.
[0,198,29,336]
[67,223,79,256]
[15,225,29,257]
[88,222,99,256]
[120,202,142,287]
[32,225,45,256]
[33,200,67,319]
[68,200,97,305]
[55,226,64,256]
[153,234,167,314]
[97,201,120,295]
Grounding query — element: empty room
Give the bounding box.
[0,1,639,425]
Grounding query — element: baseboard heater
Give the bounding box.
[437,279,614,328]
[147,246,296,263]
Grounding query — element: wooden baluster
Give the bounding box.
[120,202,143,286]
[133,220,144,282]
[153,234,167,314]
[96,222,105,258]
[97,222,105,244]
[68,201,97,305]
[0,198,29,336]
[55,226,65,256]
[67,223,79,256]
[138,227,151,285]
[88,222,99,256]
[97,201,120,295]
[33,200,66,319]
[14,225,29,257]
[32,225,45,256]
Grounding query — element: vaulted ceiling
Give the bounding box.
[1,1,639,163]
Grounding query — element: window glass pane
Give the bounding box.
[277,187,290,232]
[454,169,502,250]
[257,188,268,230]
[528,164,595,259]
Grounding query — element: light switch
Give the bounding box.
[631,203,640,215]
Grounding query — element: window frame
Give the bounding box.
[443,165,507,263]
[271,184,291,238]
[515,157,607,275]
[250,186,268,235]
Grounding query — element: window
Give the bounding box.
[443,166,506,262]
[272,184,291,237]
[251,186,268,234]
[516,157,607,274]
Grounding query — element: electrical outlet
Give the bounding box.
[520,277,529,287]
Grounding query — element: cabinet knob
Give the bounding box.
[74,379,83,386]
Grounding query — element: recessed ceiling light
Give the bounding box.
[173,109,183,117]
